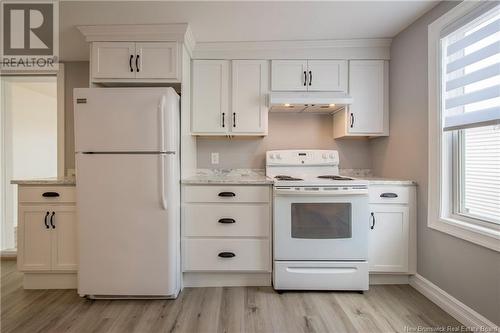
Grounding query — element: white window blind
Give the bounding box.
[442,4,500,131]
[461,125,500,224]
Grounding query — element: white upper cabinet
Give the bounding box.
[191,60,229,134]
[333,60,389,138]
[92,42,136,79]
[91,42,179,82]
[271,60,347,92]
[231,60,269,135]
[191,60,269,136]
[135,42,178,79]
[306,60,347,92]
[271,60,308,91]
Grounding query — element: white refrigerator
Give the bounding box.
[74,87,180,298]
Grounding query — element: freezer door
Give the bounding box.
[76,153,179,296]
[74,88,179,152]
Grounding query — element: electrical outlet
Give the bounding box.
[211,152,219,165]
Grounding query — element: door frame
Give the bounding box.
[0,66,65,252]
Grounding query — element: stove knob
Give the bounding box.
[322,153,327,159]
[276,153,282,160]
[329,153,334,159]
[270,153,275,159]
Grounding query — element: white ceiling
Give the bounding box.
[60,1,439,61]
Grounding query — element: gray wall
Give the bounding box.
[370,1,500,325]
[64,61,89,171]
[197,113,372,169]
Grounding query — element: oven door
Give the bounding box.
[274,189,369,261]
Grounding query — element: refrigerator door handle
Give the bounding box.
[159,95,166,153]
[160,154,168,210]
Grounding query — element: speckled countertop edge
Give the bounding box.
[11,177,76,185]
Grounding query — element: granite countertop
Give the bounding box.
[182,169,274,185]
[11,177,76,186]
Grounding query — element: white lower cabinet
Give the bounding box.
[182,184,272,287]
[368,185,416,275]
[17,185,78,289]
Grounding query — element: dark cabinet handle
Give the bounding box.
[44,212,50,229]
[50,212,55,229]
[135,55,140,72]
[218,252,235,258]
[370,212,375,230]
[303,71,307,86]
[350,113,354,128]
[222,112,225,128]
[309,71,312,86]
[233,113,236,128]
[218,192,236,197]
[129,55,134,72]
[42,192,59,197]
[380,193,398,198]
[218,218,236,224]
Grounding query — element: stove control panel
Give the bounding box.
[274,186,368,196]
[267,150,339,166]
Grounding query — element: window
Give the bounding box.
[428,2,500,251]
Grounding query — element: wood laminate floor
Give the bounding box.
[1,261,459,333]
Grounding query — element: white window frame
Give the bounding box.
[428,1,500,252]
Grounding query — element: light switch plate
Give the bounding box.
[211,152,219,165]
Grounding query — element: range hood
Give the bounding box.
[269,91,353,113]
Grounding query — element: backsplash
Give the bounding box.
[197,113,373,169]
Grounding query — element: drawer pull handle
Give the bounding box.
[218,252,235,258]
[50,212,56,229]
[380,192,398,198]
[42,192,60,197]
[218,192,236,197]
[370,212,375,230]
[44,212,50,229]
[218,218,236,224]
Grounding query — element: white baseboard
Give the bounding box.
[370,274,409,285]
[1,249,17,259]
[23,273,77,289]
[410,274,498,329]
[183,272,271,287]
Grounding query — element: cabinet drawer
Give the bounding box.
[274,261,368,290]
[183,239,270,271]
[184,204,270,237]
[18,186,76,204]
[183,185,270,203]
[369,186,409,204]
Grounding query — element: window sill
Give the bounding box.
[429,217,500,252]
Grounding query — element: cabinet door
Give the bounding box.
[91,42,135,79]
[271,60,308,91]
[51,207,78,271]
[368,205,409,273]
[135,42,178,80]
[348,60,385,134]
[17,207,52,271]
[191,60,229,134]
[231,60,269,134]
[307,60,347,92]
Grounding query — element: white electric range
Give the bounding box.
[266,149,369,291]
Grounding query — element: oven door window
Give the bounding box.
[291,203,352,239]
